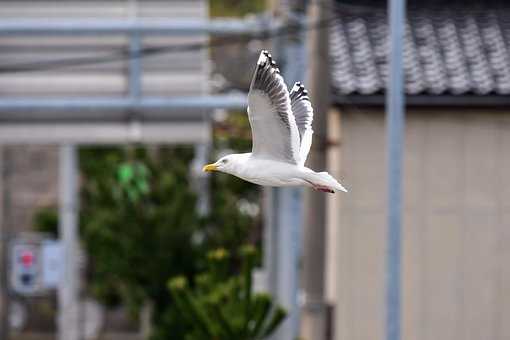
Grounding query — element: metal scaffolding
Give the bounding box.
[0,18,274,36]
[0,16,266,340]
[0,19,266,144]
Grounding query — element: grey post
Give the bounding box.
[58,145,80,340]
[128,6,142,141]
[386,0,406,340]
[0,19,273,36]
[265,1,307,340]
[0,149,11,340]
[129,32,142,101]
[301,0,330,338]
[0,96,247,112]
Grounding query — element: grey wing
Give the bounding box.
[247,50,300,164]
[289,82,314,166]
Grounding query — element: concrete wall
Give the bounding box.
[1,146,59,232]
[329,107,510,340]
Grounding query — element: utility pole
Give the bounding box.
[386,0,406,340]
[300,0,330,339]
[263,2,307,340]
[0,148,10,340]
[58,145,80,340]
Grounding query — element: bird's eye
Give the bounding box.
[222,159,228,164]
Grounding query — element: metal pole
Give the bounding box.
[129,32,142,100]
[301,0,330,339]
[58,145,80,340]
[192,143,211,216]
[270,188,302,340]
[0,95,248,112]
[386,0,406,339]
[128,0,141,101]
[0,19,274,36]
[265,1,307,340]
[128,1,142,142]
[0,148,10,340]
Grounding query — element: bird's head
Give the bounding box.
[202,154,242,175]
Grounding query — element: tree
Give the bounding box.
[79,147,205,335]
[32,3,268,337]
[34,120,262,339]
[168,246,286,340]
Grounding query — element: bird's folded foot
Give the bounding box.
[313,185,335,194]
[304,179,335,194]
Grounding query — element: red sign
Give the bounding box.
[20,251,34,267]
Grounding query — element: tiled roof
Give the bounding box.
[329,9,510,96]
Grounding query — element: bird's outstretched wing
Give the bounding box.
[247,50,301,164]
[289,82,314,166]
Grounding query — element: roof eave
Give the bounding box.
[333,94,510,107]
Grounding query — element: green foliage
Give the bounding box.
[168,246,286,340]
[79,147,203,321]
[151,111,263,338]
[32,109,262,339]
[33,207,58,237]
[210,0,265,17]
[115,161,151,203]
[206,111,261,251]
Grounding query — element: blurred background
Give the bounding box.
[1,0,510,340]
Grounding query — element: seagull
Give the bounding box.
[202,50,347,194]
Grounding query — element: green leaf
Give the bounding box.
[259,307,287,339]
[169,277,217,338]
[118,163,134,183]
[46,139,260,339]
[240,244,256,330]
[249,294,272,337]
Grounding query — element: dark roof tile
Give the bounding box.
[330,9,510,95]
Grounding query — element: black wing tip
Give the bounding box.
[258,50,281,74]
[291,82,310,101]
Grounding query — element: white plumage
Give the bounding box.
[203,50,347,194]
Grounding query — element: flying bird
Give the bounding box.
[202,50,347,194]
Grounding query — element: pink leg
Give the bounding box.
[314,185,335,194]
[304,180,335,194]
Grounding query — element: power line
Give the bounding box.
[0,0,381,128]
[0,0,381,126]
[0,0,371,74]
[0,17,335,74]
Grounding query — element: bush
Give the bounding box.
[33,104,263,339]
[168,246,286,340]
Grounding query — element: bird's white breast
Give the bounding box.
[235,157,307,187]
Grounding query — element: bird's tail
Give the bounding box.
[305,171,348,193]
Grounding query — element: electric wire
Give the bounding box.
[0,0,382,128]
[0,19,333,73]
[0,0,370,74]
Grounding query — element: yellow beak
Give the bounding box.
[202,163,218,172]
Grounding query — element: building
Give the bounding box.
[327,1,510,340]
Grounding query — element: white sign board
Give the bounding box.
[41,241,63,288]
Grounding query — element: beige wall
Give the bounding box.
[329,107,510,340]
[1,146,59,232]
